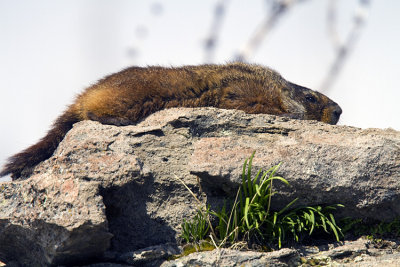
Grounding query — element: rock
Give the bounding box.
[161,248,300,267]
[298,237,400,266]
[0,107,399,266]
[0,174,112,266]
[162,237,400,267]
[116,243,179,266]
[187,110,400,221]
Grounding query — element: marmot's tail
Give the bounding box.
[0,109,80,180]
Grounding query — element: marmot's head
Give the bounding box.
[219,64,342,125]
[280,83,342,125]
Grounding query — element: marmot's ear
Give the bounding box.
[279,86,293,97]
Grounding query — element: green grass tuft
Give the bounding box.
[178,151,344,250]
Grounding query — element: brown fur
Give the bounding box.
[1,63,342,179]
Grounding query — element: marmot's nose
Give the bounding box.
[334,105,342,117]
[332,105,342,123]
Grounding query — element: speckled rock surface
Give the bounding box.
[161,238,400,267]
[0,107,399,266]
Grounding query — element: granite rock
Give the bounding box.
[0,107,399,265]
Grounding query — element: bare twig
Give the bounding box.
[327,0,341,49]
[320,0,371,92]
[234,0,308,62]
[204,0,231,63]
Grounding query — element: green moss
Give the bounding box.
[169,240,215,260]
[300,256,330,267]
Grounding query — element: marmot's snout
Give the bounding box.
[333,105,342,123]
[324,104,342,125]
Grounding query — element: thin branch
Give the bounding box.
[234,0,308,62]
[320,0,371,93]
[327,0,341,50]
[204,0,231,63]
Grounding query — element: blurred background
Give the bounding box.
[0,0,399,181]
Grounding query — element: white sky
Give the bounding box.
[0,0,399,180]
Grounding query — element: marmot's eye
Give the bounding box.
[305,95,317,103]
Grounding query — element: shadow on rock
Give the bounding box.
[101,174,178,253]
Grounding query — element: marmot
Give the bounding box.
[1,62,342,179]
